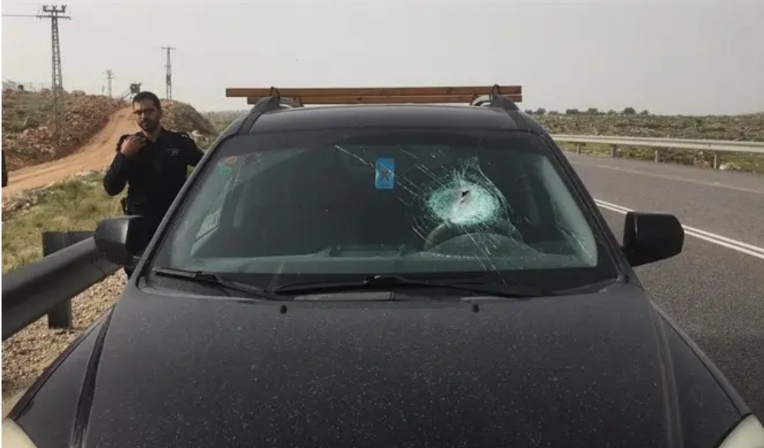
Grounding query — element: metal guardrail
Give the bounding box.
[552,134,764,153]
[2,134,763,342]
[551,134,764,168]
[1,232,118,341]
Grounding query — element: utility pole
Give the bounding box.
[40,5,70,143]
[105,69,114,97]
[3,5,71,143]
[161,46,175,100]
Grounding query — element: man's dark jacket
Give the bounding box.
[103,127,204,246]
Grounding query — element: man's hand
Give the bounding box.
[120,134,146,157]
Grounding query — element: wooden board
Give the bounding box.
[246,94,522,105]
[228,85,522,98]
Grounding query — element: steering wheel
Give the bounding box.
[423,219,523,251]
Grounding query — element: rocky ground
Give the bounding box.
[1,273,127,403]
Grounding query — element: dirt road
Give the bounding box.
[2,107,137,199]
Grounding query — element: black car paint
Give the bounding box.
[7,104,751,447]
[12,283,744,448]
[8,310,112,447]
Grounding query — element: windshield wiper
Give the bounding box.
[271,274,551,299]
[152,267,280,301]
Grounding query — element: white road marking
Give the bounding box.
[594,199,764,261]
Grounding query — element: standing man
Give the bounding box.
[103,91,205,269]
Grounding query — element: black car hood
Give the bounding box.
[78,283,677,447]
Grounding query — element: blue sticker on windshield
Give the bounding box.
[375,158,395,190]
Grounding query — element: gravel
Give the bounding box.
[1,272,127,403]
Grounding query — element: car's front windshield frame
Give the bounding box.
[145,125,624,294]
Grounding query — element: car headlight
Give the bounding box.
[718,415,764,448]
[2,419,37,448]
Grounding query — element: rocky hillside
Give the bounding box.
[2,89,127,171]
[161,100,218,146]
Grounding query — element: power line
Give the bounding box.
[105,69,114,97]
[161,46,175,100]
[4,5,71,143]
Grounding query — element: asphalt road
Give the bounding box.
[566,152,764,418]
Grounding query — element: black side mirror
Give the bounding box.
[94,216,146,266]
[622,211,684,267]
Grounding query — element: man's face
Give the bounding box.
[133,99,162,133]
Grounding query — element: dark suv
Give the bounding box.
[4,91,763,448]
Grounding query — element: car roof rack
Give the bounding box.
[470,85,520,111]
[247,87,304,111]
[225,85,522,106]
[237,87,303,131]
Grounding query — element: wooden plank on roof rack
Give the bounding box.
[246,94,523,105]
[228,85,522,98]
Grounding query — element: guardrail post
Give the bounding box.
[41,231,94,329]
[713,152,719,169]
[610,145,618,158]
[654,149,660,163]
[576,143,582,154]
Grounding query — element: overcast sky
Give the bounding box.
[2,0,763,114]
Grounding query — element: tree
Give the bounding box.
[623,107,636,115]
[535,107,546,115]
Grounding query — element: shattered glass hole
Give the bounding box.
[416,157,511,231]
[426,179,502,226]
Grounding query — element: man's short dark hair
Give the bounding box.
[133,91,162,109]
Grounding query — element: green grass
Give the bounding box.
[2,172,123,273]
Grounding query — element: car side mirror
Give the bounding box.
[94,215,146,266]
[622,211,684,267]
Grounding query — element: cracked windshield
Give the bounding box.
[153,128,618,291]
